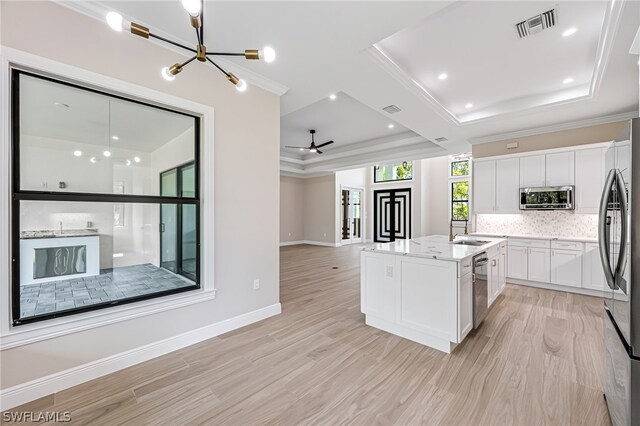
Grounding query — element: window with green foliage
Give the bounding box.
[373,161,413,183]
[451,181,469,221]
[451,160,470,177]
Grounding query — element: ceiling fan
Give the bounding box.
[285,130,334,154]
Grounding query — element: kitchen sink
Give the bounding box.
[451,240,489,246]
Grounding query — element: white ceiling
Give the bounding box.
[281,91,413,156]
[61,0,639,176]
[376,1,607,122]
[20,73,195,152]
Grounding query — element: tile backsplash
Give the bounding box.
[476,211,599,238]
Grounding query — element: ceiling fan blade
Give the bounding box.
[285,146,309,149]
[316,149,323,154]
[316,140,334,148]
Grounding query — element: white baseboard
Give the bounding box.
[302,240,340,247]
[508,279,608,297]
[279,240,304,247]
[0,303,281,411]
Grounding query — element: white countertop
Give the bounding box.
[362,235,506,262]
[470,232,598,243]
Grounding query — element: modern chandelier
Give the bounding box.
[105,0,275,92]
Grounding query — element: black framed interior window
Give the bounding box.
[11,69,201,325]
[451,181,469,221]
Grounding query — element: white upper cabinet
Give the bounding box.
[575,148,605,214]
[519,155,546,187]
[519,152,575,188]
[473,160,495,213]
[545,152,575,186]
[495,158,520,213]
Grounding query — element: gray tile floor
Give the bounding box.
[20,264,195,319]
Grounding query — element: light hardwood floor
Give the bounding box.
[8,244,611,425]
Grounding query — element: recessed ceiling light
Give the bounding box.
[73,150,82,157]
[562,27,577,37]
[299,148,304,151]
[126,159,131,166]
[103,150,111,157]
[54,102,69,108]
[465,103,473,109]
[563,77,574,84]
[388,124,395,129]
[111,135,119,140]
[90,157,97,163]
[133,156,141,163]
[438,73,448,80]
[329,94,337,100]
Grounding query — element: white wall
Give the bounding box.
[420,156,450,236]
[1,1,280,391]
[280,176,305,243]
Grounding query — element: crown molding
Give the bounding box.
[53,0,289,97]
[469,111,638,145]
[368,0,623,127]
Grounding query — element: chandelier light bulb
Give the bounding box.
[235,79,248,92]
[261,46,276,63]
[161,67,176,81]
[181,0,201,17]
[106,12,124,32]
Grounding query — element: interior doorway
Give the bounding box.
[160,162,197,281]
[341,187,363,244]
[373,188,411,242]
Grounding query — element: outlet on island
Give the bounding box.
[253,279,260,290]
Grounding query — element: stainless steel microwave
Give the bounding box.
[519,186,574,210]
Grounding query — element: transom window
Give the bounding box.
[11,70,201,325]
[373,161,413,183]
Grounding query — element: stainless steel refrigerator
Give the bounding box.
[599,118,639,426]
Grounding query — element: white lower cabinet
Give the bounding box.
[583,242,608,291]
[528,248,551,283]
[507,246,528,280]
[458,271,473,341]
[361,252,396,322]
[551,249,582,288]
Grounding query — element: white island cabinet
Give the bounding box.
[361,236,506,353]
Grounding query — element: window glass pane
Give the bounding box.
[452,202,469,221]
[374,161,413,182]
[18,73,196,196]
[17,200,198,322]
[451,160,469,176]
[181,164,196,198]
[452,181,469,201]
[161,169,178,197]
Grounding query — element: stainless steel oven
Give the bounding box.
[519,186,574,210]
[472,253,489,329]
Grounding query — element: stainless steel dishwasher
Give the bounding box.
[472,252,489,329]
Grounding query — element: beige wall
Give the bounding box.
[472,121,628,158]
[280,176,305,243]
[1,1,280,389]
[303,175,336,244]
[420,156,450,236]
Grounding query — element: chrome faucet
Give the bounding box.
[449,220,469,242]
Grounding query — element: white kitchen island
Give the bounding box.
[361,235,507,353]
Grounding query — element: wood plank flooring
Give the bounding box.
[6,243,611,425]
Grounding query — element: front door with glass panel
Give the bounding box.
[161,163,196,281]
[341,188,363,244]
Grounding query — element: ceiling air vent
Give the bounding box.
[434,137,448,143]
[515,9,556,38]
[382,105,401,114]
